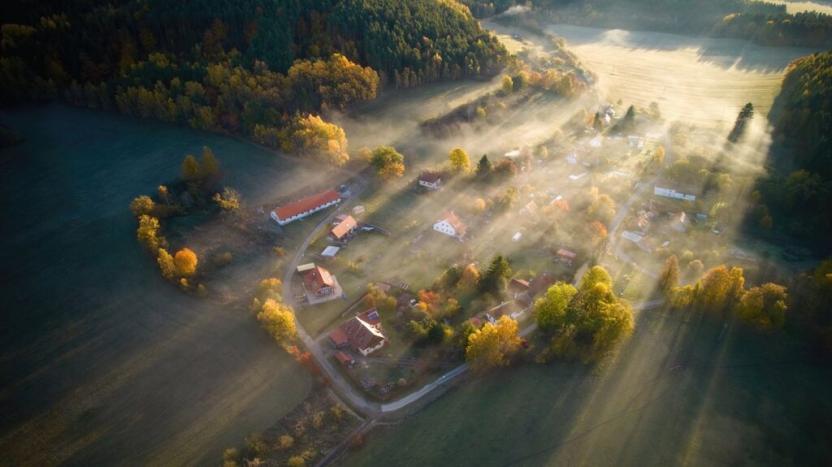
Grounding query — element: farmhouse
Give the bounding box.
[298,263,342,304]
[330,215,358,241]
[418,171,443,190]
[329,313,387,356]
[433,211,467,240]
[271,189,341,225]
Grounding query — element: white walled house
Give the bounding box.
[418,171,443,190]
[433,211,467,240]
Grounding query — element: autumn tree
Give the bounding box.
[136,214,165,251]
[213,187,240,210]
[544,266,633,362]
[658,255,680,296]
[370,146,405,179]
[200,146,220,180]
[174,248,198,277]
[695,265,745,312]
[501,75,514,94]
[459,263,481,291]
[465,315,522,371]
[290,114,350,166]
[181,154,201,181]
[534,282,578,333]
[449,147,471,173]
[257,298,297,345]
[130,195,155,217]
[156,248,176,280]
[735,283,788,330]
[287,53,379,112]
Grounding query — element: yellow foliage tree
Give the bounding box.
[291,114,350,166]
[257,298,297,344]
[735,283,788,330]
[156,248,176,280]
[465,315,522,371]
[370,145,405,179]
[136,214,164,251]
[174,248,198,277]
[449,147,471,173]
[130,195,155,217]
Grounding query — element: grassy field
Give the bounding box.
[514,23,820,125]
[344,307,832,466]
[0,105,325,466]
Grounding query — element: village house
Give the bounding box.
[509,278,530,301]
[334,351,355,368]
[298,263,342,304]
[555,248,577,266]
[654,185,696,202]
[418,171,443,190]
[330,214,358,241]
[270,189,341,225]
[328,309,386,356]
[433,211,467,240]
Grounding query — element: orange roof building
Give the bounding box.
[330,215,358,241]
[270,189,341,225]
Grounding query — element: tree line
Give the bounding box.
[0,0,507,164]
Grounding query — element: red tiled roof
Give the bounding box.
[556,248,577,259]
[440,210,466,237]
[419,171,442,183]
[334,351,354,366]
[339,317,385,353]
[329,327,349,347]
[330,215,358,240]
[273,189,340,221]
[303,265,335,292]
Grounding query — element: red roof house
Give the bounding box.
[335,316,386,356]
[418,171,443,190]
[301,264,336,297]
[271,189,341,225]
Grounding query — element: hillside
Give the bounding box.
[0,0,507,164]
[751,51,832,249]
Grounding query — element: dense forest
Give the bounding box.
[750,51,832,250]
[0,0,507,164]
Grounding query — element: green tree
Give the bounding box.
[370,146,405,179]
[727,102,754,143]
[449,147,471,173]
[534,282,578,333]
[476,154,492,178]
[465,315,522,371]
[479,255,512,294]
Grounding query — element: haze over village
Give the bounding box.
[2,1,832,466]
